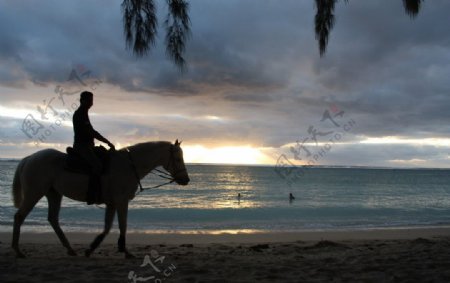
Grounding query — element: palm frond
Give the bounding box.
[315,0,338,57]
[403,0,422,18]
[165,0,191,70]
[122,0,158,57]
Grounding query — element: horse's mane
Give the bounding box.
[120,141,172,153]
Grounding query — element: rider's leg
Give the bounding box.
[74,146,103,204]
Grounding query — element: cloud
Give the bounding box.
[1,1,450,166]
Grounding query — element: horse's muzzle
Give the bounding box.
[176,176,190,186]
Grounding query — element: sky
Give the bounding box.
[1,0,450,167]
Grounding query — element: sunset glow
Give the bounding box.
[1,1,450,168]
[183,145,272,165]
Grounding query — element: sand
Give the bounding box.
[1,228,450,282]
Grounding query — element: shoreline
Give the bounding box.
[2,226,450,245]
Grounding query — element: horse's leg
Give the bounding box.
[117,201,134,258]
[12,197,41,258]
[46,189,76,256]
[85,205,116,257]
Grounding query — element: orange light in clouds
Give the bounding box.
[183,145,271,165]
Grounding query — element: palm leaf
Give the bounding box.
[165,0,191,70]
[122,0,158,57]
[315,0,338,57]
[403,0,422,18]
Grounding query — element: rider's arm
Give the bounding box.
[93,130,115,150]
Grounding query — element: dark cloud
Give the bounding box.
[1,1,450,166]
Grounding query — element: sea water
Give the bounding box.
[1,159,450,233]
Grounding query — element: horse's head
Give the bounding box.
[163,139,190,185]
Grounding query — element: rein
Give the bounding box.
[95,148,174,210]
[125,147,175,196]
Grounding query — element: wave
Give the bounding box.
[2,206,450,232]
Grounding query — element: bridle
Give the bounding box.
[166,144,188,180]
[126,144,187,195]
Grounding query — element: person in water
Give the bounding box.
[289,193,295,202]
[73,91,115,204]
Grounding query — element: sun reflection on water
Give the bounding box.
[134,165,265,209]
[140,229,266,235]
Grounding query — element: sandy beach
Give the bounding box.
[1,228,450,282]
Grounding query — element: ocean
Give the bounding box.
[1,159,450,233]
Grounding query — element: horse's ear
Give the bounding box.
[175,139,179,146]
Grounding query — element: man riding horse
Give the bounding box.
[73,91,115,204]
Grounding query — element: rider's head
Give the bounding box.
[80,91,93,108]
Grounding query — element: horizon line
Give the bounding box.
[1,157,449,170]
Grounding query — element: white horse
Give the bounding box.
[11,140,189,258]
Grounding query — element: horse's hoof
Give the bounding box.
[13,247,26,258]
[67,249,77,256]
[85,249,92,258]
[125,251,136,259]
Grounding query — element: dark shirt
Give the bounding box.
[73,107,95,147]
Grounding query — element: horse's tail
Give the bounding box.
[12,157,28,208]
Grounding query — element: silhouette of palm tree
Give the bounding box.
[315,0,339,57]
[315,0,422,57]
[403,0,422,18]
[122,0,190,70]
[121,0,423,67]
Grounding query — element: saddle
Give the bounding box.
[65,146,110,175]
[65,146,111,205]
